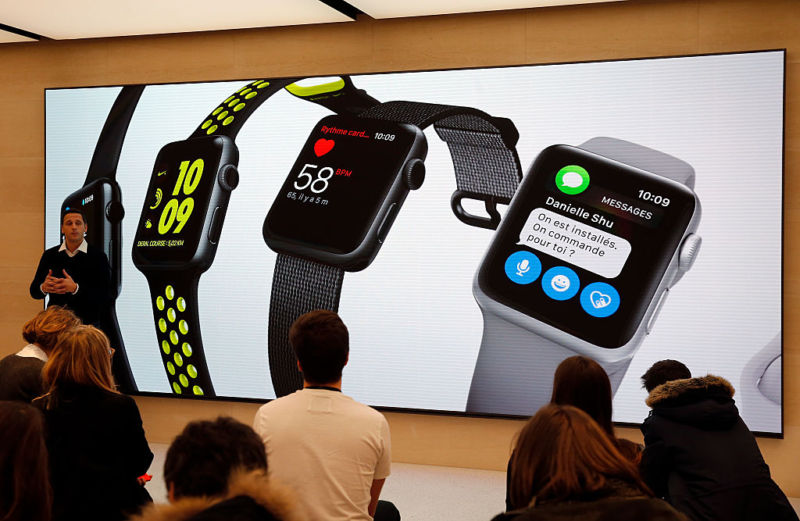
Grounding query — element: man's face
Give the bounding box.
[61,212,87,244]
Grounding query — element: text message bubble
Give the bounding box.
[517,208,631,278]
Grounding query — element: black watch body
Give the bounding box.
[61,178,125,295]
[263,114,427,271]
[132,135,240,274]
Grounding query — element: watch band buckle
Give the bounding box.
[451,190,509,230]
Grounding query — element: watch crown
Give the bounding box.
[404,158,425,191]
[678,233,701,272]
[218,164,240,192]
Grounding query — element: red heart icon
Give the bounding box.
[314,138,335,157]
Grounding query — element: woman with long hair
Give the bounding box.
[35,325,153,521]
[0,401,51,521]
[499,405,686,520]
[505,356,641,509]
[0,306,80,402]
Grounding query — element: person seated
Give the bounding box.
[0,401,52,521]
[498,404,687,521]
[131,416,298,521]
[640,359,798,521]
[253,310,397,521]
[0,306,80,402]
[35,325,153,521]
[505,355,640,510]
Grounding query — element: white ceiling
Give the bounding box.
[0,0,624,43]
[348,0,623,19]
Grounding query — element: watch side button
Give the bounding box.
[208,207,223,245]
[646,288,669,334]
[377,203,399,244]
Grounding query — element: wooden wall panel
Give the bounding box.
[1,0,797,495]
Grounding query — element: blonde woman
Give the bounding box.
[0,306,80,402]
[35,325,153,521]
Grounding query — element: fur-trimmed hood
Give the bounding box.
[130,470,300,521]
[646,375,739,430]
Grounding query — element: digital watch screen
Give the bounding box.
[264,115,422,262]
[133,136,233,264]
[478,145,696,348]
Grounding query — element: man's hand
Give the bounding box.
[41,269,59,294]
[50,269,78,294]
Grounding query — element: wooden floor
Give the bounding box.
[145,443,799,520]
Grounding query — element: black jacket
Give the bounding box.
[130,470,299,521]
[37,383,154,521]
[640,375,797,521]
[494,480,687,521]
[29,244,112,325]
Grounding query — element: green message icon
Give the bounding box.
[556,165,590,195]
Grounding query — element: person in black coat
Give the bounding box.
[640,360,798,521]
[0,306,80,402]
[130,417,299,521]
[29,208,112,326]
[35,325,153,521]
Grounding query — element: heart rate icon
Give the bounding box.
[590,291,612,309]
[314,138,335,157]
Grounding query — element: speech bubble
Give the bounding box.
[560,171,584,188]
[516,208,631,278]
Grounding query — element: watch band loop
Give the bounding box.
[269,254,345,397]
[359,101,522,230]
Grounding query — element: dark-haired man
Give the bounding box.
[253,310,396,521]
[29,208,111,326]
[640,360,797,521]
[131,416,297,521]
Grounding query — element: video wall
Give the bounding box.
[44,50,784,433]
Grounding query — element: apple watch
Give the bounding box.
[466,137,702,416]
[60,85,144,393]
[132,77,377,397]
[264,91,524,397]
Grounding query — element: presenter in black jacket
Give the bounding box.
[30,208,112,326]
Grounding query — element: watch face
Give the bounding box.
[478,144,697,348]
[62,179,120,291]
[133,136,235,266]
[264,115,424,265]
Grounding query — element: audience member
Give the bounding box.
[505,355,640,510]
[499,404,687,521]
[640,360,798,521]
[35,325,153,521]
[0,306,80,402]
[131,416,298,521]
[0,401,52,521]
[253,310,397,521]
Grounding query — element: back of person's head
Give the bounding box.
[641,359,691,393]
[164,416,268,500]
[289,310,349,385]
[550,356,613,436]
[21,306,81,354]
[40,325,117,399]
[0,401,51,521]
[508,404,649,510]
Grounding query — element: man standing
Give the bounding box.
[253,310,396,521]
[640,359,797,521]
[30,208,111,326]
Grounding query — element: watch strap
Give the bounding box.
[269,254,344,397]
[359,101,522,229]
[285,76,381,116]
[579,137,695,189]
[144,273,214,397]
[102,303,137,393]
[190,78,295,140]
[466,309,630,416]
[84,85,145,185]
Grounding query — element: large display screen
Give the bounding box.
[44,50,785,434]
